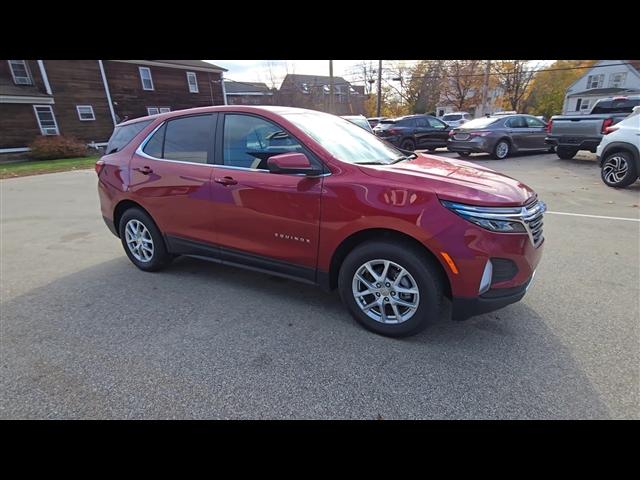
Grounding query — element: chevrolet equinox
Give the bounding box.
[97,106,545,337]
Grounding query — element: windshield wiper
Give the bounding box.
[355,161,388,165]
[390,153,417,164]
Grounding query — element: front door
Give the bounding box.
[210,113,323,279]
[128,113,217,246]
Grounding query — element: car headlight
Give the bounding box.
[440,200,528,233]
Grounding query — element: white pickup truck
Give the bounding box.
[545,95,640,159]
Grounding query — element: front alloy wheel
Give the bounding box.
[352,259,420,324]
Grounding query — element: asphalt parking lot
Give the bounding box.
[1,150,638,419]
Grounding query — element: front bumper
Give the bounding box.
[451,274,534,320]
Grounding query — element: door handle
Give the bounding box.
[135,166,153,175]
[214,176,238,186]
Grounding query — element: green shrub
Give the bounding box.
[28,136,88,160]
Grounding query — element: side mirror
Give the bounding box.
[267,152,321,176]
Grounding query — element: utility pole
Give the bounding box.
[329,60,334,114]
[480,60,491,117]
[376,59,382,117]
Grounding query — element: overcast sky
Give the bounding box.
[206,60,552,88]
[206,60,413,88]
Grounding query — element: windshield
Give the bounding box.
[283,111,405,165]
[458,117,499,129]
[443,114,462,121]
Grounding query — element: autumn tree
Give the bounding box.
[526,60,597,118]
[440,60,484,111]
[493,60,538,112]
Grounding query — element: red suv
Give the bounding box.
[97,106,545,337]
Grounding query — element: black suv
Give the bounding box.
[373,114,450,151]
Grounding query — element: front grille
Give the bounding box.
[523,199,545,247]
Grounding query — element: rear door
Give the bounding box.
[524,115,548,149]
[129,113,218,246]
[505,116,529,150]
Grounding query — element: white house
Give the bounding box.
[563,60,640,115]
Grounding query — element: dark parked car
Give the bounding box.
[97,105,544,337]
[373,114,450,151]
[447,114,550,159]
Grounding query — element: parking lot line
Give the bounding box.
[546,211,640,222]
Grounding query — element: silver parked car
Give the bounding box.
[341,115,374,133]
[447,114,552,159]
[441,112,472,128]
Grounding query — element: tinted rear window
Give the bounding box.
[458,117,499,129]
[443,114,462,121]
[591,98,640,114]
[163,115,212,163]
[106,120,153,154]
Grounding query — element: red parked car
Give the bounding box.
[97,106,545,337]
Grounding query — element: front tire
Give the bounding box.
[458,152,471,158]
[556,147,577,160]
[119,208,172,272]
[338,240,443,337]
[601,151,638,188]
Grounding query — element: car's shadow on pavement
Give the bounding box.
[1,255,610,419]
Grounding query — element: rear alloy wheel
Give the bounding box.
[338,240,442,337]
[119,208,173,272]
[556,147,577,160]
[492,140,510,159]
[400,139,416,151]
[601,151,638,188]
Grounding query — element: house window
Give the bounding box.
[76,105,96,121]
[609,72,627,88]
[139,67,154,91]
[147,107,170,115]
[8,60,33,85]
[586,74,604,89]
[33,105,59,135]
[186,72,199,93]
[576,98,591,112]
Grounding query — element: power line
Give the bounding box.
[341,61,635,83]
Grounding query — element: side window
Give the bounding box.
[142,123,166,158]
[223,114,303,169]
[506,117,527,128]
[427,117,446,129]
[399,118,417,128]
[163,115,212,164]
[525,116,546,128]
[415,117,429,128]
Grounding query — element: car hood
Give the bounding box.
[357,153,536,206]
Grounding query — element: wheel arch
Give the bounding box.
[602,142,640,169]
[324,228,452,298]
[113,199,156,238]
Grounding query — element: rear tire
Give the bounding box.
[338,240,443,337]
[601,150,638,188]
[400,139,416,151]
[556,147,577,160]
[491,139,510,159]
[119,208,172,272]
